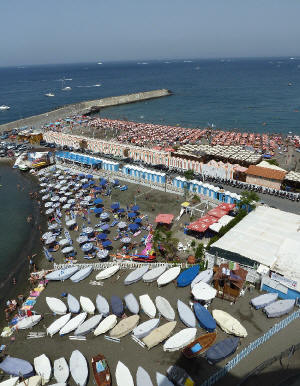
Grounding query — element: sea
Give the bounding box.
[1,57,300,133]
[0,57,300,302]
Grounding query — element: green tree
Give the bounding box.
[184,170,195,180]
[266,159,279,166]
[152,227,179,262]
[238,191,260,212]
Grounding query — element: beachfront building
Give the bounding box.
[18,130,43,144]
[55,151,119,171]
[245,165,286,190]
[122,165,166,184]
[209,206,300,300]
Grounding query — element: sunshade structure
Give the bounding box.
[82,226,93,234]
[217,203,235,212]
[97,233,107,240]
[128,223,139,232]
[131,205,139,212]
[45,237,56,245]
[128,212,137,218]
[94,198,103,205]
[102,240,112,248]
[100,224,109,231]
[48,223,59,230]
[94,208,103,215]
[66,219,77,228]
[59,238,71,247]
[42,232,53,240]
[187,215,218,233]
[100,212,109,220]
[207,208,228,219]
[155,214,174,225]
[111,202,120,210]
[134,218,142,224]
[97,249,109,259]
[45,208,54,215]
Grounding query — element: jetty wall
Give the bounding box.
[0,89,171,132]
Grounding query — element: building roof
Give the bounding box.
[211,206,300,291]
[246,165,286,181]
[285,170,300,183]
[155,214,174,224]
[257,160,287,172]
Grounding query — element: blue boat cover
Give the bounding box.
[0,356,34,378]
[111,296,124,317]
[177,265,200,287]
[206,337,239,364]
[194,303,216,332]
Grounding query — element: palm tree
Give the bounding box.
[152,227,179,261]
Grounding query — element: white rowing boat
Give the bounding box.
[59,313,87,336]
[143,266,167,283]
[46,297,67,315]
[80,296,95,314]
[163,328,197,352]
[115,361,134,386]
[16,315,42,330]
[124,293,139,314]
[124,266,149,285]
[94,314,117,336]
[74,314,103,336]
[139,294,156,318]
[53,358,69,383]
[133,318,160,339]
[136,366,153,386]
[155,296,175,321]
[95,265,120,280]
[69,350,88,386]
[177,300,196,328]
[157,267,181,287]
[47,313,71,337]
[34,354,52,384]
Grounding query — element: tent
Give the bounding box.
[155,214,174,224]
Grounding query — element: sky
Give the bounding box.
[1,0,300,66]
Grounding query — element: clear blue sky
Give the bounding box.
[1,0,300,66]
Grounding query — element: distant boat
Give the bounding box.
[97,62,103,65]
[288,82,293,86]
[94,84,101,87]
[0,105,10,110]
[45,93,55,97]
[62,86,71,91]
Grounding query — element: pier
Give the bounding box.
[0,89,172,131]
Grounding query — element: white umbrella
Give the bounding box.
[48,223,59,230]
[62,203,71,210]
[100,212,109,220]
[191,282,217,301]
[45,208,54,215]
[81,178,88,183]
[40,183,47,187]
[68,199,76,204]
[54,184,62,189]
[76,235,88,244]
[82,226,93,234]
[62,246,74,254]
[81,243,94,252]
[121,237,131,244]
[52,202,60,208]
[97,250,109,259]
[51,196,60,202]
[58,175,65,180]
[59,238,70,247]
[118,222,127,229]
[66,219,76,227]
[42,231,53,240]
[45,236,56,245]
[65,192,73,196]
[40,189,48,193]
[60,197,67,203]
[75,193,83,198]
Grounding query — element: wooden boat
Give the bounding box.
[91,354,111,385]
[182,332,217,358]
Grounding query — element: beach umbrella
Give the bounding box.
[82,184,89,189]
[81,242,94,252]
[131,205,140,212]
[76,235,88,244]
[128,223,139,232]
[40,189,48,194]
[81,178,88,183]
[94,187,102,191]
[94,207,103,215]
[128,212,137,218]
[52,202,60,209]
[75,183,82,188]
[60,197,67,203]
[88,180,95,186]
[118,208,125,213]
[113,179,119,185]
[82,226,93,235]
[100,224,109,231]
[62,246,74,254]
[51,196,60,202]
[97,233,107,240]
[45,208,54,215]
[97,249,109,259]
[48,183,54,188]
[100,212,109,220]
[45,202,53,208]
[67,199,76,204]
[75,192,83,198]
[66,219,76,227]
[62,203,71,210]
[42,231,53,240]
[40,183,47,187]
[60,186,68,191]
[118,222,127,229]
[94,198,103,205]
[121,237,131,244]
[48,223,59,230]
[102,240,112,248]
[111,202,120,210]
[64,192,73,196]
[86,174,94,179]
[42,194,50,201]
[134,218,142,224]
[45,236,56,245]
[99,180,106,186]
[59,238,70,247]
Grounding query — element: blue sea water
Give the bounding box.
[1,58,300,133]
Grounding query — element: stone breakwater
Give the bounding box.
[0,89,172,131]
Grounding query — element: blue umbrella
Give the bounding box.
[102,240,112,247]
[88,180,95,185]
[111,202,120,210]
[118,208,125,213]
[94,207,103,214]
[135,218,142,224]
[82,184,89,189]
[86,174,94,179]
[128,212,137,218]
[113,179,119,185]
[94,187,102,191]
[101,224,109,231]
[131,205,140,212]
[129,223,139,232]
[94,198,103,204]
[100,178,107,184]
[100,180,106,186]
[97,233,107,240]
[79,173,85,177]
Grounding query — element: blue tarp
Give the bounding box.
[194,303,216,332]
[206,337,239,364]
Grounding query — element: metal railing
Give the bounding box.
[201,310,300,386]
